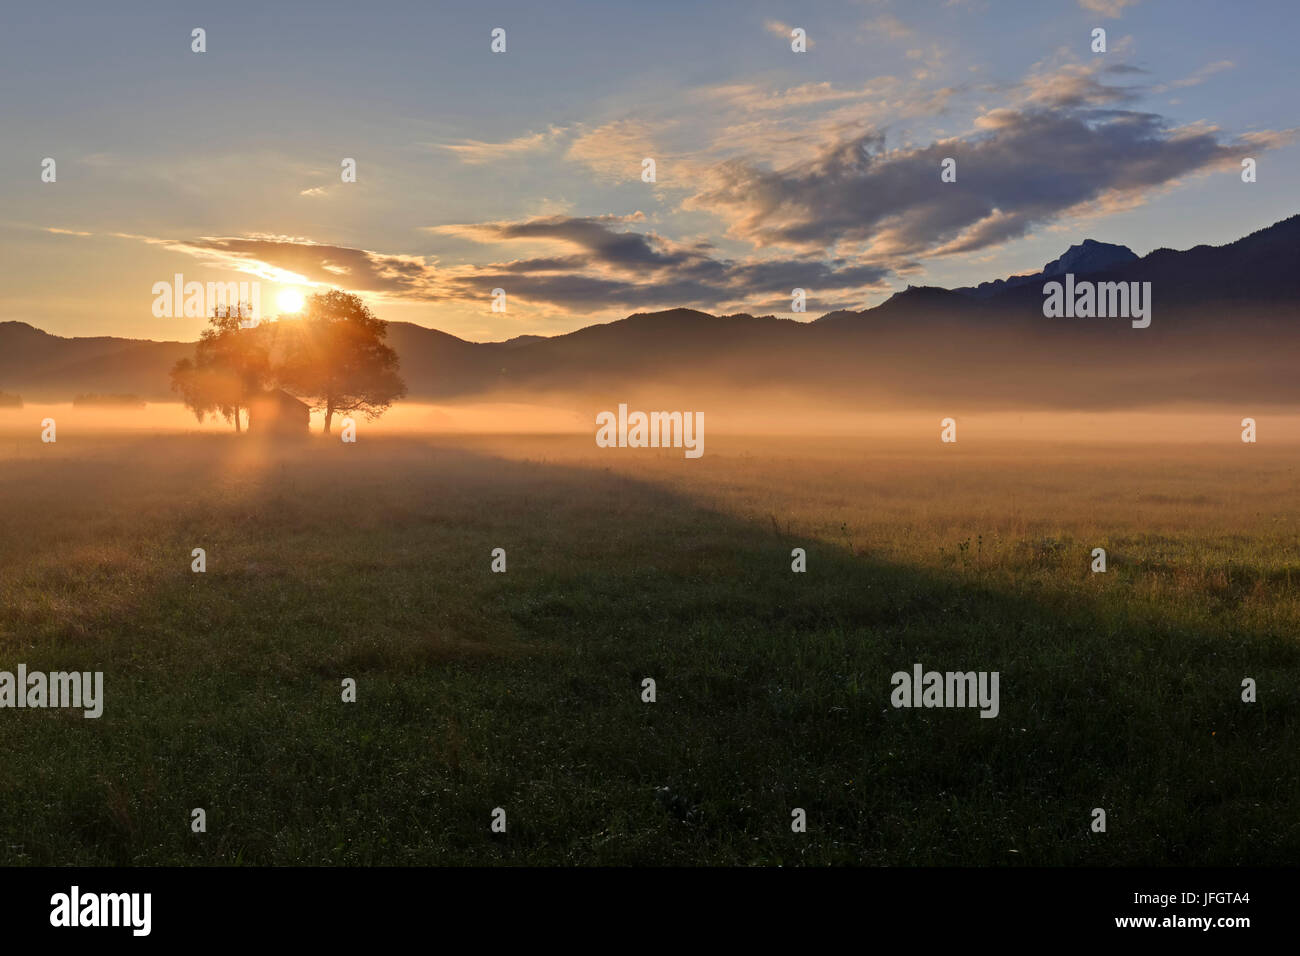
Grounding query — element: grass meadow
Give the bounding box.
[0,422,1297,865]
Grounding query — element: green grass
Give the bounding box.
[0,432,1296,865]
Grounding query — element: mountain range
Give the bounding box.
[2,213,1297,411]
[952,238,1139,299]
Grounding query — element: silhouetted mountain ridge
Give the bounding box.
[954,238,1139,299]
[1,213,1296,409]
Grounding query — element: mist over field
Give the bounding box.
[7,397,1300,443]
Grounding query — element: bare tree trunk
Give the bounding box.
[234,405,242,433]
[323,405,333,435]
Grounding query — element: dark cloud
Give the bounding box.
[440,215,891,312]
[179,237,433,295]
[161,216,890,316]
[686,102,1277,262]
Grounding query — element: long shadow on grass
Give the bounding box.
[0,434,1295,865]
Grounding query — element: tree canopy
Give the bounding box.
[279,291,407,434]
[170,302,269,432]
[170,292,406,435]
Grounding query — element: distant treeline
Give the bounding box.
[0,391,22,408]
[73,393,146,408]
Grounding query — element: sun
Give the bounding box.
[276,288,305,313]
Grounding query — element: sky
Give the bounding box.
[0,0,1295,343]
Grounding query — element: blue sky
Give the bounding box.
[1,0,1295,341]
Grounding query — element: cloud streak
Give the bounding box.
[436,128,562,165]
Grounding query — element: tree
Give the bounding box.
[170,302,270,432]
[280,291,406,434]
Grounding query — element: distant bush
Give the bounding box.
[72,393,146,408]
[0,391,22,408]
